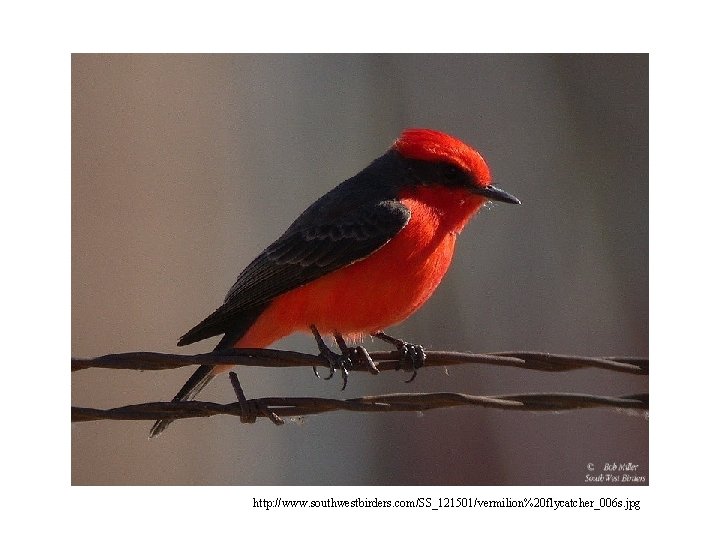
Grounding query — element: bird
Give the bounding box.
[149,128,520,438]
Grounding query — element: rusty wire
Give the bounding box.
[71,348,648,375]
[71,348,648,425]
[72,387,648,424]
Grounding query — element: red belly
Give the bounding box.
[235,197,459,347]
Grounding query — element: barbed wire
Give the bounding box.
[72,374,648,425]
[71,348,648,375]
[72,349,648,426]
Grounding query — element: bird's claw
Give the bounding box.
[313,348,352,389]
[310,325,375,390]
[373,331,425,383]
[396,342,426,383]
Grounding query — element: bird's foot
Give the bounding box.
[310,326,378,390]
[373,331,426,383]
[310,325,349,387]
[334,332,380,376]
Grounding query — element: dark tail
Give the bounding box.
[148,364,215,438]
[148,304,268,439]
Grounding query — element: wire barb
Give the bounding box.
[228,372,283,425]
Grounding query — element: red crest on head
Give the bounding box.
[393,128,492,186]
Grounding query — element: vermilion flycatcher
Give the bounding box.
[150,128,520,437]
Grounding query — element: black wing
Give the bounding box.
[177,199,411,346]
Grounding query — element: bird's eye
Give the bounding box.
[444,165,462,181]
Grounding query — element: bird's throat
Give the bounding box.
[399,184,484,235]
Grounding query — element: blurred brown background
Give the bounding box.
[72,54,648,485]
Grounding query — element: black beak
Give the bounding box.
[471,184,521,205]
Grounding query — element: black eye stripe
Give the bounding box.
[403,157,474,188]
[444,165,462,178]
[439,163,473,187]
